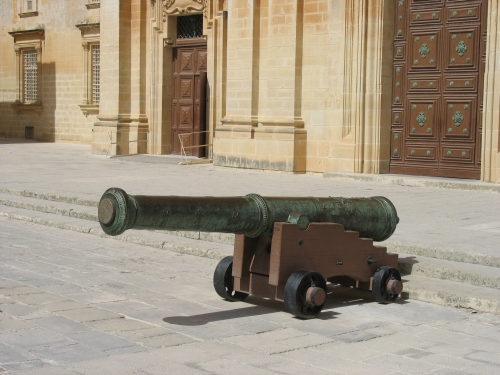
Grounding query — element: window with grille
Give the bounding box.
[177,15,203,39]
[27,0,33,10]
[91,45,100,104]
[23,50,38,103]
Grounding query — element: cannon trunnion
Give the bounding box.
[99,188,403,319]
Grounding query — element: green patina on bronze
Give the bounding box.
[98,188,400,242]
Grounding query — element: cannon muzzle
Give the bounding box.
[98,188,399,241]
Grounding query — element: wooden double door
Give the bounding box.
[171,40,207,157]
[390,0,487,179]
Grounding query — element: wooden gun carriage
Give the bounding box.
[98,188,403,319]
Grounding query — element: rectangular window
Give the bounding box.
[92,45,100,104]
[177,15,203,39]
[27,0,33,11]
[23,50,38,103]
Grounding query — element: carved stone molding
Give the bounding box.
[11,103,43,114]
[85,2,100,9]
[79,103,99,117]
[162,0,207,21]
[19,11,38,18]
[75,23,100,35]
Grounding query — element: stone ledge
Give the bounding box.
[324,172,500,193]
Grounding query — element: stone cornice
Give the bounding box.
[75,23,100,30]
[8,28,44,37]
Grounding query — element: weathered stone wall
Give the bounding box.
[212,0,395,174]
[0,0,99,143]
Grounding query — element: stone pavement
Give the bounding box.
[0,139,498,258]
[1,139,500,313]
[1,139,500,373]
[1,217,500,374]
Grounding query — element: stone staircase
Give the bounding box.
[1,187,499,315]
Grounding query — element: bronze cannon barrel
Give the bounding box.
[98,188,399,241]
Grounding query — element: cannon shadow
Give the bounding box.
[163,285,408,326]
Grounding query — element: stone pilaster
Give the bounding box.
[482,0,500,182]
[92,0,148,156]
[213,0,306,172]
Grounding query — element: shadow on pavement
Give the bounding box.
[163,285,408,326]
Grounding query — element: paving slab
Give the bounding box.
[0,192,499,373]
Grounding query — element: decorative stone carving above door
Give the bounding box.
[162,0,206,20]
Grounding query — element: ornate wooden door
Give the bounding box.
[172,41,207,157]
[390,0,487,179]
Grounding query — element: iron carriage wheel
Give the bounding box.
[284,270,327,319]
[372,266,402,303]
[213,256,248,302]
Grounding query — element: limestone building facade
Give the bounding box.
[1,0,499,183]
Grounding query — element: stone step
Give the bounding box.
[0,190,234,245]
[0,205,233,260]
[401,274,500,315]
[1,188,499,270]
[382,240,500,269]
[0,187,98,207]
[0,192,98,221]
[398,253,500,290]
[1,205,500,314]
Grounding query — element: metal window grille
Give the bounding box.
[27,0,32,11]
[177,15,203,39]
[90,0,100,3]
[23,50,38,103]
[92,45,100,104]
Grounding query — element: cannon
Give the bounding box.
[98,188,403,319]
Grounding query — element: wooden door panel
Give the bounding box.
[391,131,403,161]
[180,51,194,72]
[443,75,477,92]
[442,146,475,164]
[197,51,207,71]
[180,79,193,99]
[442,99,476,141]
[394,43,406,61]
[393,111,403,127]
[392,64,406,106]
[408,76,440,93]
[393,65,405,106]
[405,145,438,163]
[446,4,482,23]
[179,106,193,130]
[408,29,442,72]
[406,99,439,140]
[410,0,445,7]
[395,1,407,40]
[410,8,443,25]
[445,27,480,70]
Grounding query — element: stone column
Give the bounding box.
[360,0,394,174]
[482,0,500,183]
[213,0,306,172]
[206,0,228,160]
[337,0,393,174]
[92,0,148,156]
